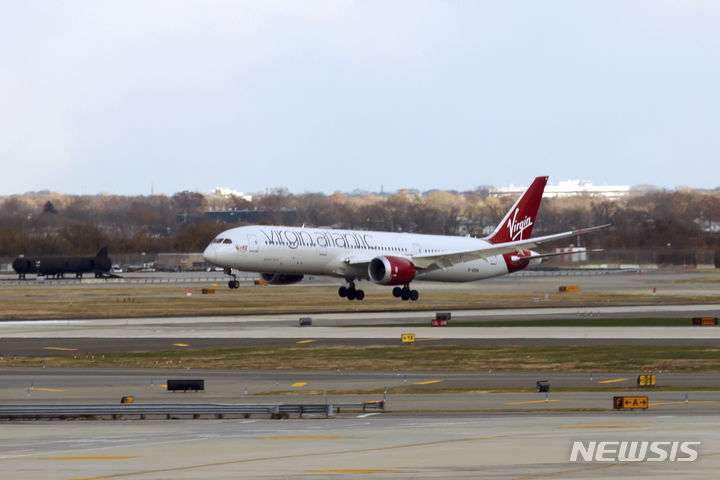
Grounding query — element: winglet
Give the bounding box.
[487,176,548,244]
[96,247,109,257]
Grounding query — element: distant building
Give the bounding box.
[208,187,252,202]
[695,218,720,233]
[491,180,630,199]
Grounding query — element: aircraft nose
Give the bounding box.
[202,244,218,265]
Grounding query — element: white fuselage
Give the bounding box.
[203,225,519,282]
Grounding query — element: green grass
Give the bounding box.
[1,283,719,320]
[5,344,720,372]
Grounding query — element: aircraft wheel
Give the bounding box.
[347,288,356,301]
[228,280,235,289]
[233,280,240,288]
[392,287,402,298]
[355,289,365,301]
[400,289,410,301]
[410,290,419,301]
[338,286,348,298]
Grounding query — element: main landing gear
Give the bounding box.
[392,285,419,301]
[338,281,365,301]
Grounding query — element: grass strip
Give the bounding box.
[3,344,720,372]
[0,283,718,320]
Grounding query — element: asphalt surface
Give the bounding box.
[1,411,719,479]
[3,368,720,404]
[1,269,719,479]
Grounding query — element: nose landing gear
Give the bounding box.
[226,268,240,289]
[338,280,365,301]
[392,285,419,301]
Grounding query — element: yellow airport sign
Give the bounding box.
[401,333,416,343]
[637,374,656,387]
[613,396,649,410]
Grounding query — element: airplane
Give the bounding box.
[202,177,610,301]
[12,247,113,279]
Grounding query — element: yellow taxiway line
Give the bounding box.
[504,399,561,405]
[306,469,409,474]
[597,378,630,384]
[47,456,136,460]
[561,425,638,429]
[414,380,443,385]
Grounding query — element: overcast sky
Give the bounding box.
[2,1,719,195]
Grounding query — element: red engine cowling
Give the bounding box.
[260,273,304,285]
[368,256,416,285]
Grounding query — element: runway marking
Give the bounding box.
[414,380,443,385]
[68,434,508,479]
[263,436,345,440]
[598,378,630,384]
[650,400,716,406]
[357,413,381,418]
[504,399,561,405]
[297,339,316,344]
[291,382,307,387]
[31,387,65,392]
[43,347,77,351]
[173,343,189,347]
[306,469,409,474]
[48,456,136,460]
[561,425,637,429]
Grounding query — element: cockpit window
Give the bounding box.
[212,238,224,244]
[222,238,233,244]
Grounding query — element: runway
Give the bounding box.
[1,304,720,357]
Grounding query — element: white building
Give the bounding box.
[208,187,252,202]
[492,180,630,199]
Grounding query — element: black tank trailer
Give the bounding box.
[12,247,112,279]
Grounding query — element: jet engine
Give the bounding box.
[260,273,305,285]
[368,256,416,285]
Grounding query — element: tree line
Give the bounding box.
[0,187,718,260]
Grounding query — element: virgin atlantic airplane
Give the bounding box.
[202,176,609,301]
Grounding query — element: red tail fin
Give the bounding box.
[487,176,548,244]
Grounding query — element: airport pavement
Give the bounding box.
[0,412,718,479]
[1,270,718,479]
[1,369,718,412]
[1,303,720,341]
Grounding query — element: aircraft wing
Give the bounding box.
[411,224,611,270]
